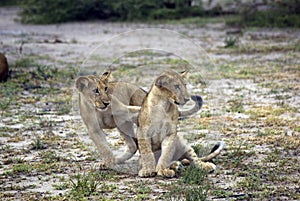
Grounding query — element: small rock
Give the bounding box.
[286,130,293,136]
[0,53,9,82]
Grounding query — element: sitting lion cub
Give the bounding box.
[75,72,203,167]
[137,70,217,177]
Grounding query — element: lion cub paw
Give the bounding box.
[194,160,216,173]
[157,168,176,178]
[98,162,110,170]
[99,159,115,170]
[169,161,183,172]
[181,159,191,166]
[138,167,156,177]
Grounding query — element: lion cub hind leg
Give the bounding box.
[186,147,217,172]
[156,162,181,178]
[180,158,191,166]
[156,135,178,178]
[193,159,216,173]
[163,160,184,177]
[157,160,184,178]
[157,168,176,178]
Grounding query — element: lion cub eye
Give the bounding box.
[93,88,100,94]
[175,84,180,89]
[104,86,108,92]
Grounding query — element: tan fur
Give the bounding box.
[137,70,218,178]
[0,53,9,82]
[75,71,202,168]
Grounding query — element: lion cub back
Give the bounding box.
[109,82,147,106]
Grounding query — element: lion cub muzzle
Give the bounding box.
[95,100,110,110]
[174,98,190,105]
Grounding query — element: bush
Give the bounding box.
[111,0,164,21]
[19,0,113,24]
[242,12,300,28]
[19,0,205,24]
[19,0,299,27]
[150,7,204,20]
[234,0,300,28]
[0,0,22,6]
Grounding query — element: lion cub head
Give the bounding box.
[154,70,190,105]
[76,72,111,110]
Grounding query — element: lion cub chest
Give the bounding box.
[96,108,116,129]
[142,102,178,144]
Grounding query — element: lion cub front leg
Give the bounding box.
[84,121,116,169]
[138,129,156,177]
[88,130,116,169]
[156,134,178,178]
[115,128,137,164]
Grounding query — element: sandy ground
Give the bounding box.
[0,6,300,201]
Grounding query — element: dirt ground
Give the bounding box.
[0,7,299,201]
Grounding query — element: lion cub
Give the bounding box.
[137,70,217,177]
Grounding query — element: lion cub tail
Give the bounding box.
[179,95,203,118]
[199,141,225,162]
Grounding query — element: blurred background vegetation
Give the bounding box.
[0,0,299,27]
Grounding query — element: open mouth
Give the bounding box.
[96,102,110,110]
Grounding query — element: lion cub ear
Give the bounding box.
[155,75,168,89]
[181,70,189,78]
[100,71,111,83]
[86,75,98,83]
[75,77,90,92]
